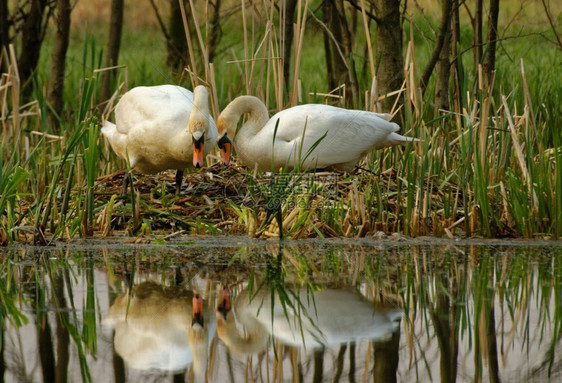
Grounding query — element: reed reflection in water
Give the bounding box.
[0,242,560,382]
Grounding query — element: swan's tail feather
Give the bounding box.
[101,120,116,137]
[375,113,394,121]
[389,132,421,145]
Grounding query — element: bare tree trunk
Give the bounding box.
[39,311,55,382]
[54,272,70,383]
[335,0,359,106]
[208,0,223,63]
[486,304,501,383]
[0,317,5,383]
[435,0,453,111]
[372,0,404,109]
[167,0,189,69]
[430,272,459,383]
[322,4,335,90]
[451,0,462,115]
[420,0,452,95]
[474,0,483,69]
[483,0,500,85]
[373,328,400,383]
[312,349,324,382]
[108,285,125,382]
[47,0,71,130]
[322,0,358,106]
[100,0,125,102]
[282,0,298,94]
[0,0,9,73]
[323,1,345,91]
[19,0,51,99]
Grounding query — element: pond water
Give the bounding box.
[0,238,561,383]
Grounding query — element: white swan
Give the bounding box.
[103,282,216,379]
[216,286,402,355]
[101,84,218,193]
[216,96,419,172]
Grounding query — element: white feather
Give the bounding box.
[217,96,419,172]
[101,85,218,174]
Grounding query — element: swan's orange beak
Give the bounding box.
[192,133,205,168]
[217,134,232,166]
[192,294,204,327]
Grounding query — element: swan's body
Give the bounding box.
[103,282,216,378]
[216,287,402,355]
[216,96,419,171]
[101,85,217,193]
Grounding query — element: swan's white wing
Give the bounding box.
[250,289,402,348]
[115,85,194,135]
[264,104,401,170]
[101,120,129,160]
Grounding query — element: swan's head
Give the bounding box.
[216,119,232,166]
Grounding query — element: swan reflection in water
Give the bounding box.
[103,282,216,379]
[216,285,403,356]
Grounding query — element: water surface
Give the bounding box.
[1,238,561,382]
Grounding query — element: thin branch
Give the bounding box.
[412,0,437,36]
[307,7,349,71]
[148,0,170,41]
[541,0,562,50]
[452,30,547,65]
[345,0,380,24]
[420,0,453,94]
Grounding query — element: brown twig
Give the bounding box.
[541,0,562,50]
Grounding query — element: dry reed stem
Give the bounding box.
[520,59,538,143]
[359,0,375,80]
[291,0,309,107]
[240,0,249,93]
[179,0,198,85]
[93,65,128,116]
[0,45,21,148]
[502,95,539,213]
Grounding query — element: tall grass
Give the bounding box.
[1,1,560,242]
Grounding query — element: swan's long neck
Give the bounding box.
[216,290,268,356]
[189,325,209,381]
[189,85,210,137]
[217,313,267,356]
[218,96,269,139]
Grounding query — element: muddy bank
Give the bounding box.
[5,233,562,252]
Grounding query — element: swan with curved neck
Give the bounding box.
[101,84,218,194]
[216,286,402,355]
[216,96,419,172]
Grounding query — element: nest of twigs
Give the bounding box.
[94,162,253,236]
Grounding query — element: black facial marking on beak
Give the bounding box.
[217,300,229,319]
[192,293,204,327]
[193,133,205,150]
[217,286,231,319]
[217,134,232,150]
[192,312,204,326]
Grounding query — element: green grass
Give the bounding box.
[1,3,561,242]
